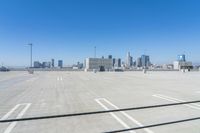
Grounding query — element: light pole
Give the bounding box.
[28,43,33,68]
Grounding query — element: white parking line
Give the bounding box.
[0,105,20,121]
[153,94,200,110]
[57,77,63,81]
[95,99,133,133]
[1,103,31,133]
[26,78,37,82]
[95,98,154,133]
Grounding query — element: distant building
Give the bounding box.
[163,64,173,70]
[133,60,136,67]
[178,54,186,62]
[42,62,51,68]
[174,61,193,70]
[77,62,83,69]
[58,60,63,68]
[174,54,193,70]
[121,61,126,68]
[114,58,121,68]
[84,59,86,68]
[51,59,55,67]
[126,52,133,68]
[136,57,142,67]
[108,55,112,59]
[34,61,41,68]
[85,58,112,71]
[174,54,192,70]
[112,58,116,67]
[141,55,150,68]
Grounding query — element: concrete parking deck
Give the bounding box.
[0,71,200,133]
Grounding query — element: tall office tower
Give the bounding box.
[51,59,55,68]
[126,52,133,68]
[58,60,63,68]
[136,57,142,67]
[115,58,121,67]
[112,58,116,67]
[108,55,112,59]
[178,54,186,62]
[34,61,42,68]
[141,55,150,68]
[118,58,122,67]
[130,56,133,66]
[133,60,136,67]
[42,62,51,68]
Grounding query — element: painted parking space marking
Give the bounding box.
[95,99,133,133]
[26,78,37,82]
[57,77,63,81]
[153,94,200,110]
[95,98,154,133]
[1,103,31,133]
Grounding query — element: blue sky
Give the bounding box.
[0,0,200,66]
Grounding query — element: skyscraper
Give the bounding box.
[126,52,133,68]
[178,54,186,62]
[136,57,142,67]
[51,59,55,68]
[58,60,63,68]
[108,55,112,59]
[112,58,116,67]
[115,58,121,67]
[42,62,51,68]
[141,55,150,68]
[33,61,42,68]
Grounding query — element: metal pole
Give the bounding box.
[28,43,33,68]
[31,44,32,68]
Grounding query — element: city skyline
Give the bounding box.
[1,0,200,66]
[0,44,197,67]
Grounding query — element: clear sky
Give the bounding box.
[0,0,200,66]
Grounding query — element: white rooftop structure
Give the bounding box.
[85,58,112,71]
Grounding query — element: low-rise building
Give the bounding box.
[173,61,193,70]
[85,58,112,71]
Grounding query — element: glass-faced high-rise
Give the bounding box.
[178,54,186,62]
[141,55,150,68]
[58,60,63,68]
